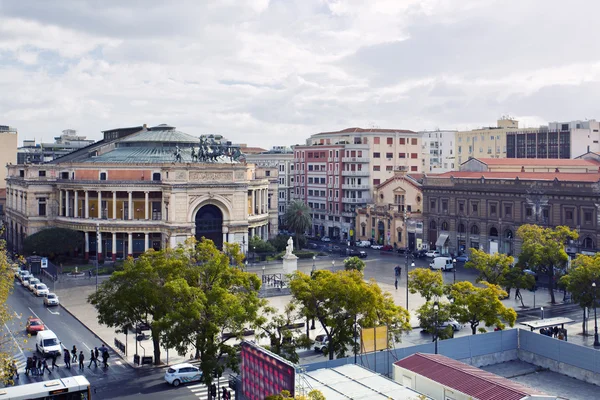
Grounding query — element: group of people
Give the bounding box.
[209,384,231,400]
[21,344,111,379]
[540,326,565,340]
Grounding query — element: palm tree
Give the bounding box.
[285,201,312,251]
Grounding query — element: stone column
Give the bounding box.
[112,191,117,220]
[74,191,78,218]
[97,191,102,218]
[97,230,103,262]
[145,191,149,220]
[128,233,133,256]
[252,190,256,215]
[128,191,133,220]
[65,190,70,217]
[144,233,149,252]
[84,191,89,218]
[84,232,89,261]
[222,226,229,245]
[59,190,63,216]
[112,232,117,262]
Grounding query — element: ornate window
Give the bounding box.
[470,224,480,235]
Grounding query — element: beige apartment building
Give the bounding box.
[455,118,523,165]
[0,125,18,222]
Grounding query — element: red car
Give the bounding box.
[382,245,394,251]
[26,317,45,334]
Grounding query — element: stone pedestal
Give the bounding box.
[282,253,298,275]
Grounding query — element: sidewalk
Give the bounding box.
[53,260,564,368]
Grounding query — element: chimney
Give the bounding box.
[555,168,560,173]
[521,166,525,172]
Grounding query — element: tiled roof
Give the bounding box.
[313,127,417,136]
[433,171,600,182]
[120,129,199,144]
[395,353,546,400]
[474,158,600,166]
[377,174,422,190]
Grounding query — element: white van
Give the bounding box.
[36,330,62,357]
[429,257,454,271]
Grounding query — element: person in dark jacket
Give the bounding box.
[71,345,78,363]
[101,349,109,368]
[64,349,71,368]
[78,351,85,370]
[25,357,32,376]
[31,355,38,375]
[41,358,51,374]
[88,349,97,368]
[51,353,59,370]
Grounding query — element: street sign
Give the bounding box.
[41,258,48,269]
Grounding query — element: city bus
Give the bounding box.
[0,376,91,399]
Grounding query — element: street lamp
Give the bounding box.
[452,258,457,283]
[95,223,100,291]
[593,282,600,347]
[253,246,256,264]
[332,260,335,269]
[312,255,316,274]
[433,301,439,354]
[407,261,415,310]
[262,265,266,284]
[541,307,544,320]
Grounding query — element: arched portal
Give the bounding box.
[195,204,223,249]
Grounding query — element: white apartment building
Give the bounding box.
[419,130,457,173]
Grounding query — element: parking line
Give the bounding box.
[13,311,21,319]
[82,342,91,350]
[28,307,41,320]
[47,308,60,315]
[3,322,25,359]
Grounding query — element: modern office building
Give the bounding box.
[5,124,273,258]
[17,129,95,164]
[293,127,421,240]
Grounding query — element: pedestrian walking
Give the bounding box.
[88,270,92,279]
[71,345,78,363]
[36,357,42,375]
[101,349,109,368]
[64,349,71,368]
[394,265,402,277]
[31,355,38,375]
[51,353,59,370]
[395,278,398,290]
[210,383,217,400]
[41,358,51,375]
[11,360,19,380]
[78,351,85,370]
[88,349,97,368]
[94,347,99,361]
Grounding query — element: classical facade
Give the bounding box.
[5,124,273,259]
[422,169,600,257]
[355,173,423,249]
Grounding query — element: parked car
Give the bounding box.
[357,250,368,259]
[425,250,441,258]
[44,293,60,306]
[371,244,383,250]
[18,270,31,282]
[314,334,329,353]
[413,249,428,258]
[22,276,34,289]
[422,319,462,333]
[429,257,454,271]
[346,248,360,256]
[307,242,318,249]
[331,245,341,252]
[164,363,203,387]
[321,236,331,242]
[382,245,394,251]
[27,278,41,292]
[356,240,371,248]
[33,283,49,297]
[455,254,469,263]
[26,317,45,334]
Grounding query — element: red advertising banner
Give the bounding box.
[241,341,296,399]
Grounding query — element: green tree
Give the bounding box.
[0,238,19,385]
[416,301,454,341]
[503,265,536,307]
[290,270,410,360]
[253,303,311,364]
[285,201,312,250]
[408,268,444,301]
[23,227,84,260]
[465,249,513,287]
[266,389,326,400]
[343,256,365,273]
[249,235,276,253]
[448,281,517,335]
[158,239,263,387]
[88,249,177,365]
[517,225,578,304]
[559,253,600,335]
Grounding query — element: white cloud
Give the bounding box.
[1,0,600,147]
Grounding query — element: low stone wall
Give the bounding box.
[460,349,519,368]
[518,349,600,387]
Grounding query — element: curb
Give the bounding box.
[58,303,135,369]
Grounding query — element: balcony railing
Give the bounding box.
[342,197,371,204]
[342,157,370,163]
[341,184,370,190]
[341,170,369,177]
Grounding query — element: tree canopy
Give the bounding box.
[465,249,513,287]
[284,201,312,248]
[408,268,444,301]
[343,256,366,273]
[0,239,18,385]
[249,235,276,253]
[290,270,410,360]
[416,301,454,341]
[23,227,84,259]
[448,281,517,335]
[517,224,577,303]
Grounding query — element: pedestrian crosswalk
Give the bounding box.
[187,381,235,400]
[12,352,27,373]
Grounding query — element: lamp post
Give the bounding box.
[407,261,414,310]
[433,301,439,354]
[593,282,600,347]
[95,223,100,291]
[312,255,316,274]
[262,265,266,284]
[253,246,256,264]
[541,307,544,320]
[453,258,457,283]
[331,260,335,269]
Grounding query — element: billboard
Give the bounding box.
[361,326,389,353]
[241,341,296,399]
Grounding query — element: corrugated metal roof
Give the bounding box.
[82,147,237,164]
[432,171,600,182]
[395,353,547,400]
[121,129,199,144]
[474,158,600,166]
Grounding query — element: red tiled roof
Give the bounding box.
[473,158,600,166]
[395,353,547,400]
[433,171,600,182]
[313,127,417,136]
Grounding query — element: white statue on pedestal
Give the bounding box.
[285,236,294,256]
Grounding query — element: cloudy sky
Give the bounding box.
[2,0,599,148]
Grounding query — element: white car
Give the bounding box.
[439,319,462,331]
[371,244,383,250]
[22,276,34,289]
[44,293,60,306]
[356,241,371,248]
[320,236,331,242]
[18,271,31,282]
[33,283,49,297]
[27,278,41,292]
[164,363,203,387]
[425,250,440,258]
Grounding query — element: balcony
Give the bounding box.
[327,183,334,188]
[342,170,369,177]
[342,184,370,190]
[342,157,370,163]
[341,211,355,217]
[342,197,371,204]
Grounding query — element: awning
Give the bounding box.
[436,233,449,247]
